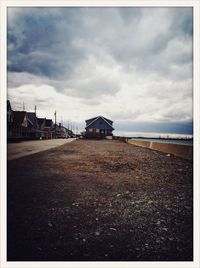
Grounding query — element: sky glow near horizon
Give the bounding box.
[7,7,193,135]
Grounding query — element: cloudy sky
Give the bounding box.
[7,7,193,136]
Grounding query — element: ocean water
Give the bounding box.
[114,131,193,140]
[130,138,193,146]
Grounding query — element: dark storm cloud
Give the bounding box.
[108,8,193,77]
[7,7,193,132]
[8,8,86,79]
[8,7,193,83]
[8,8,126,99]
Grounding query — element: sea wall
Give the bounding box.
[128,140,193,160]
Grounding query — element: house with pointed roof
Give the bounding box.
[27,112,40,138]
[37,118,54,139]
[85,116,114,139]
[12,111,28,137]
[37,118,46,130]
[37,118,46,139]
[43,119,54,139]
[7,100,13,137]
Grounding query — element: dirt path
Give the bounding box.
[7,139,193,261]
[7,138,76,160]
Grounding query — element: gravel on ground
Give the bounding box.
[7,139,193,261]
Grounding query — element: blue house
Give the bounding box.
[85,116,114,139]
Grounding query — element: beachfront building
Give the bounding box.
[85,116,114,139]
[11,111,28,138]
[7,100,57,140]
[27,112,40,139]
[37,119,53,139]
[37,118,46,139]
[53,123,69,139]
[7,100,13,137]
[43,119,54,139]
[37,118,54,139]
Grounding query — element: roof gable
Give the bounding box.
[86,116,113,126]
[85,116,98,126]
[13,111,27,125]
[85,116,114,130]
[27,112,38,128]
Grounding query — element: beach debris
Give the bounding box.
[109,227,117,231]
[48,222,53,227]
[95,231,100,236]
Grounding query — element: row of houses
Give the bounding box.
[7,100,74,141]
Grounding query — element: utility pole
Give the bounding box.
[54,110,57,125]
[34,105,37,128]
[23,102,25,111]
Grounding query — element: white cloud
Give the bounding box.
[7,7,193,134]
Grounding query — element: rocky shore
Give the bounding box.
[7,139,193,261]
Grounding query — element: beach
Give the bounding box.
[7,139,193,261]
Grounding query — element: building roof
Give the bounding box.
[86,116,113,125]
[27,112,37,127]
[13,111,26,125]
[85,116,114,130]
[45,119,53,127]
[37,118,46,127]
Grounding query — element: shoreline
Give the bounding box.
[130,137,193,146]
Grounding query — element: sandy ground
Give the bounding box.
[7,139,193,261]
[7,138,76,160]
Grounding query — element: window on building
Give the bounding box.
[96,129,100,133]
[89,128,93,132]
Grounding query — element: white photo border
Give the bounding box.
[1,1,199,268]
